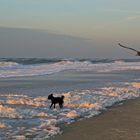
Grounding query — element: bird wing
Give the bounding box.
[118,43,138,52]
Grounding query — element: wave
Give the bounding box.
[0,58,73,65]
[1,58,140,64]
[0,61,19,67]
[0,59,140,78]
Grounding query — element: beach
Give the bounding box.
[51,98,140,140]
[0,58,140,139]
[1,0,140,139]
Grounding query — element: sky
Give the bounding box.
[0,0,140,58]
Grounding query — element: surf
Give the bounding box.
[0,58,140,78]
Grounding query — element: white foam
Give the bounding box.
[0,82,140,139]
[0,122,6,128]
[0,61,19,67]
[66,110,77,119]
[0,105,17,118]
[35,112,48,118]
[130,82,140,88]
[0,61,140,78]
[1,95,48,107]
[12,135,25,140]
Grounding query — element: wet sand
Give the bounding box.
[50,98,140,140]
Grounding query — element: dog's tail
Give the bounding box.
[61,95,64,99]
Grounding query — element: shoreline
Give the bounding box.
[50,98,140,140]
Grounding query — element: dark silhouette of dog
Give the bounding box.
[48,94,64,108]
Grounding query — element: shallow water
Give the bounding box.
[0,58,140,139]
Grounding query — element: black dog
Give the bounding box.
[48,94,64,108]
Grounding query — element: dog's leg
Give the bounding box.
[54,104,56,108]
[50,103,53,108]
[59,103,63,108]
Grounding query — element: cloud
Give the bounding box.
[105,9,140,14]
[126,15,140,21]
[104,9,140,22]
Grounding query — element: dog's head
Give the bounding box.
[48,94,53,100]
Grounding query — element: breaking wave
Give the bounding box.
[0,58,140,78]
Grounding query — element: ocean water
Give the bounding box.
[0,58,140,139]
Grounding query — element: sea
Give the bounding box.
[0,58,140,139]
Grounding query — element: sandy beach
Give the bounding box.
[1,0,140,138]
[50,98,140,140]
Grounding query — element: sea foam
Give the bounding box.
[0,82,140,139]
[0,60,140,78]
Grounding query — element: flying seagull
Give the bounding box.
[118,43,140,56]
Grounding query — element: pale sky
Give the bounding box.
[0,0,140,58]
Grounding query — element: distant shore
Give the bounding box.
[50,98,140,140]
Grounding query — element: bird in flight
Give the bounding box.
[118,43,140,56]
